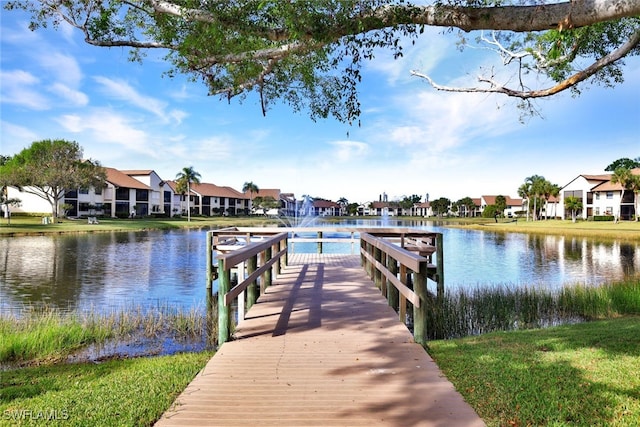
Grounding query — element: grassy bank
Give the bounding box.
[428,316,640,426]
[438,217,640,241]
[3,215,640,241]
[0,305,215,366]
[0,351,213,427]
[1,318,637,426]
[0,215,276,236]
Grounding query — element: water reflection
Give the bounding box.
[1,230,207,313]
[1,223,638,313]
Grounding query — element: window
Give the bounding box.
[95,187,102,195]
[606,207,613,215]
[595,192,600,200]
[606,191,613,199]
[164,191,172,203]
[595,207,600,215]
[79,188,89,194]
[115,187,129,200]
[65,189,78,198]
[564,190,582,200]
[136,189,149,201]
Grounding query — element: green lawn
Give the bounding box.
[441,217,640,241]
[3,215,640,241]
[428,316,640,426]
[0,352,213,427]
[0,215,276,235]
[2,318,637,426]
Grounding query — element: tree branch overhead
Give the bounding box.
[5,0,640,122]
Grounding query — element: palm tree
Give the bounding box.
[242,181,259,213]
[517,182,532,221]
[564,196,583,223]
[337,197,348,216]
[545,182,561,220]
[525,175,546,221]
[632,175,640,222]
[175,166,201,222]
[611,167,637,222]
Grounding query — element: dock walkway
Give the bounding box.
[156,254,484,426]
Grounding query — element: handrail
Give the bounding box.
[360,231,444,345]
[207,226,444,346]
[208,229,289,345]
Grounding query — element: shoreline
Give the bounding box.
[2,215,640,241]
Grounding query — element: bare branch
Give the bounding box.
[412,28,640,99]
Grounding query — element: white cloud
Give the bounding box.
[330,140,369,162]
[38,52,84,88]
[0,120,39,153]
[364,28,452,87]
[49,83,89,106]
[196,138,234,159]
[56,109,152,159]
[0,70,50,110]
[93,76,187,124]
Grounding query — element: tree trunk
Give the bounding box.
[187,182,191,222]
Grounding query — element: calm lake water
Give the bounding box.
[1,220,638,314]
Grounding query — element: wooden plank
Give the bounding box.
[156,254,484,427]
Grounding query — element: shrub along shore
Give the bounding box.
[1,215,639,426]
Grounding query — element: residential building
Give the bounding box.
[120,170,175,216]
[412,202,433,217]
[480,195,524,217]
[313,200,341,216]
[99,168,155,217]
[558,169,639,220]
[190,182,248,216]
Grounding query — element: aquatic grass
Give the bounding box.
[427,277,640,339]
[0,309,113,364]
[0,303,218,365]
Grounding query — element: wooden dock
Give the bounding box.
[155,253,484,427]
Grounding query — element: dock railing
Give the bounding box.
[207,227,443,346]
[360,231,444,345]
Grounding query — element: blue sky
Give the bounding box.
[2,9,639,204]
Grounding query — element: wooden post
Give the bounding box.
[247,255,258,309]
[413,261,429,346]
[366,241,373,278]
[218,258,231,345]
[351,231,355,255]
[273,242,280,277]
[265,247,272,289]
[382,253,388,296]
[436,233,445,302]
[399,264,407,324]
[206,232,213,291]
[317,231,323,254]
[374,246,382,290]
[259,251,267,294]
[387,256,399,311]
[237,261,245,324]
[281,237,288,269]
